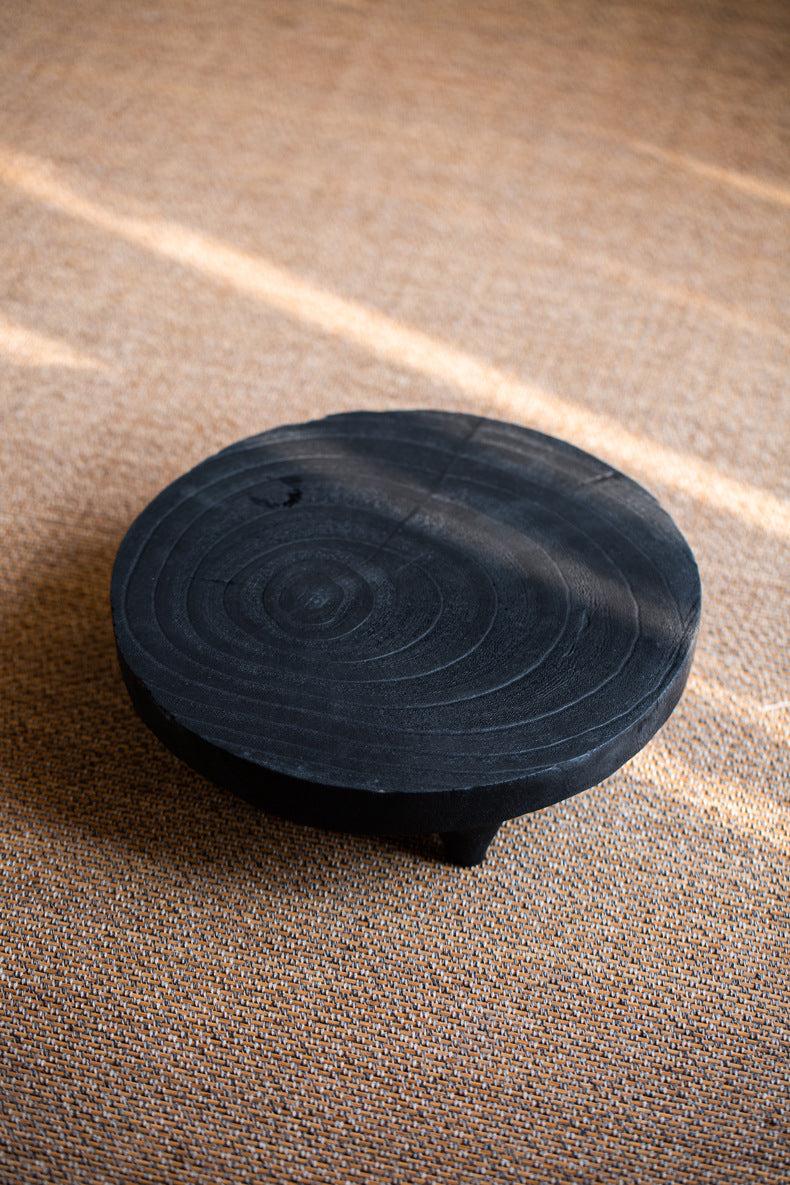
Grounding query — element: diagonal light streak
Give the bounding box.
[628,137,790,208]
[1,144,788,543]
[0,310,110,372]
[569,119,790,209]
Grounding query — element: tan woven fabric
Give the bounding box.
[1,2,788,1181]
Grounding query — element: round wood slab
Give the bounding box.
[111,411,701,865]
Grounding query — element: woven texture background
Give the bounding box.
[1,2,788,1181]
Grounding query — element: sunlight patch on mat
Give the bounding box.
[643,745,789,855]
[2,144,787,544]
[688,673,790,744]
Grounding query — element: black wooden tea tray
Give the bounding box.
[111,411,701,865]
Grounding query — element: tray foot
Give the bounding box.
[441,823,500,867]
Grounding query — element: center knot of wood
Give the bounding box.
[263,557,374,638]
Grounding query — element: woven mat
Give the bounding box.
[1,2,788,1181]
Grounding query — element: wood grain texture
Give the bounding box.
[112,411,701,858]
